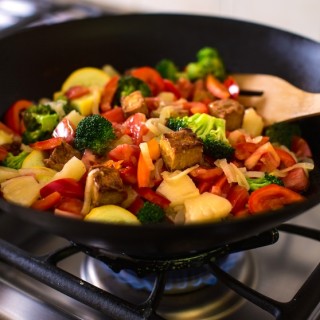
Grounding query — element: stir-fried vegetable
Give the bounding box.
[0,47,314,224]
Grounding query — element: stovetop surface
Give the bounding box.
[0,204,319,320]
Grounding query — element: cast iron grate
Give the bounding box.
[0,224,319,320]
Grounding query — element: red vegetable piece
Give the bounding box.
[227,184,249,215]
[100,75,119,112]
[65,85,90,100]
[130,66,165,96]
[101,107,125,123]
[206,74,230,99]
[56,197,84,215]
[248,184,305,214]
[31,191,62,211]
[30,137,64,150]
[136,187,171,208]
[4,99,33,134]
[40,178,84,199]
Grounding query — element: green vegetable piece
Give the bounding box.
[186,46,226,81]
[74,114,116,155]
[155,59,179,81]
[114,75,151,105]
[246,173,284,191]
[265,122,301,148]
[22,104,59,144]
[3,151,29,169]
[137,201,165,224]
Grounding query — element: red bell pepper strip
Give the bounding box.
[31,191,62,211]
[130,67,165,96]
[291,136,312,158]
[101,107,125,123]
[40,178,85,199]
[0,146,9,161]
[163,79,181,99]
[65,85,90,100]
[248,184,305,214]
[100,75,119,112]
[56,197,84,215]
[223,76,240,99]
[227,184,249,215]
[206,74,230,99]
[127,196,144,215]
[4,99,33,134]
[30,137,64,150]
[136,187,170,208]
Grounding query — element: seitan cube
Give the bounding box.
[121,90,148,117]
[159,129,203,171]
[90,166,127,206]
[208,98,245,131]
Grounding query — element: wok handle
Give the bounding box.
[209,224,320,320]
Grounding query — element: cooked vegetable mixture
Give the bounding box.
[0,47,314,225]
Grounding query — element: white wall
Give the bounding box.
[84,0,320,42]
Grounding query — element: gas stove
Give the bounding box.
[0,205,319,320]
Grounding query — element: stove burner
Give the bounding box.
[81,252,258,319]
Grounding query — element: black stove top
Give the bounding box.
[0,205,319,320]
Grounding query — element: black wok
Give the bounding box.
[0,14,320,259]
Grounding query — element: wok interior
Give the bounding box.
[0,14,320,258]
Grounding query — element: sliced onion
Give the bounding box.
[162,165,199,182]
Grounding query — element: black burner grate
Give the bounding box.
[0,225,318,320]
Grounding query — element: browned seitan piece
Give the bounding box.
[90,166,127,207]
[208,98,245,131]
[159,129,203,171]
[44,141,81,171]
[121,90,148,118]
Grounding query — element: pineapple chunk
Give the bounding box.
[53,156,86,181]
[71,87,102,116]
[1,175,40,207]
[184,192,232,224]
[64,110,84,127]
[242,108,264,137]
[0,166,20,183]
[85,205,140,225]
[21,150,45,168]
[19,167,57,185]
[0,130,13,145]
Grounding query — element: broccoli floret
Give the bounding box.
[265,122,301,148]
[155,59,179,81]
[2,151,29,169]
[74,114,116,155]
[22,104,59,144]
[186,47,226,81]
[246,173,284,191]
[137,201,165,224]
[167,113,234,160]
[114,75,151,105]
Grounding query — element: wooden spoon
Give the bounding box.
[231,73,320,126]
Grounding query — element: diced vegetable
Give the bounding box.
[1,175,40,207]
[85,205,140,224]
[52,156,86,181]
[61,67,111,92]
[184,192,231,223]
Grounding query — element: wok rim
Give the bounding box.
[0,13,320,257]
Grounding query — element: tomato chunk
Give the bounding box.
[248,184,305,214]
